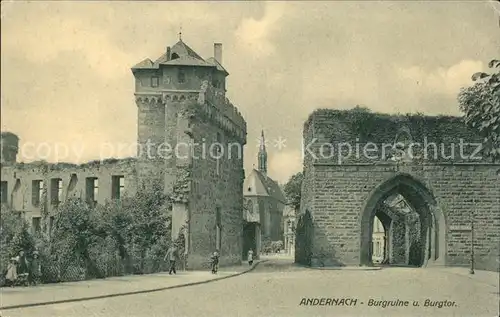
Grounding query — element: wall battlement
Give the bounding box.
[134,85,247,143]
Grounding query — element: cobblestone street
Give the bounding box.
[2,258,498,317]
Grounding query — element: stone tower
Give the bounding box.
[131,36,247,269]
[258,130,267,175]
[0,132,19,165]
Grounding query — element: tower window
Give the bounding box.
[151,76,159,87]
[178,69,186,84]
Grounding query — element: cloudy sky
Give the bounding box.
[2,1,499,184]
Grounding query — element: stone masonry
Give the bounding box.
[0,154,138,231]
[132,39,247,269]
[297,109,500,271]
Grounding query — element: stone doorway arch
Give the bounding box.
[360,173,446,267]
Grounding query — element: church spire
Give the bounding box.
[258,130,267,175]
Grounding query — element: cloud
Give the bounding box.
[396,60,484,97]
[2,16,135,80]
[234,2,287,56]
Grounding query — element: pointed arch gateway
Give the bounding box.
[359,173,447,267]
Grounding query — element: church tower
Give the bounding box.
[258,130,267,175]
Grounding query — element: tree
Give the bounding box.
[283,172,304,212]
[458,59,500,162]
[51,198,103,279]
[0,205,35,279]
[124,180,171,273]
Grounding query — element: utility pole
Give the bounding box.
[469,198,475,275]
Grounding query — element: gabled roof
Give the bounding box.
[243,169,287,203]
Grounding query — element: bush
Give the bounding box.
[0,205,36,286]
[1,179,175,286]
[271,241,284,253]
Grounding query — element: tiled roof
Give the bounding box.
[171,40,204,60]
[206,57,229,75]
[243,169,287,203]
[132,40,229,71]
[161,55,214,67]
[131,58,155,70]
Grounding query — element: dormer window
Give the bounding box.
[171,53,179,60]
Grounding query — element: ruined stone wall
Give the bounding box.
[390,218,406,264]
[301,109,500,271]
[296,115,315,265]
[185,101,246,269]
[406,212,422,266]
[304,109,484,165]
[0,158,138,227]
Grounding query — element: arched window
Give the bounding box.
[171,53,180,60]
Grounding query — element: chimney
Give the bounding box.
[214,43,222,64]
[166,46,171,61]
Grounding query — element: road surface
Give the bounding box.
[2,258,498,317]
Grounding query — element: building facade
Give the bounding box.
[0,37,247,270]
[242,131,286,258]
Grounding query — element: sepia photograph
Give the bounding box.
[0,1,499,316]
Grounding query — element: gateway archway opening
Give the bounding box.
[361,174,446,268]
[369,194,423,267]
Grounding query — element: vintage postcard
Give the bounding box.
[1,1,499,316]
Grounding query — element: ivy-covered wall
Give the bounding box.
[303,107,485,164]
[184,101,246,269]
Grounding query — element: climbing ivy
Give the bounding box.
[171,167,191,203]
[309,107,478,147]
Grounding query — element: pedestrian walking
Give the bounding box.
[210,250,219,274]
[247,249,254,266]
[164,244,178,275]
[29,251,41,286]
[16,250,29,275]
